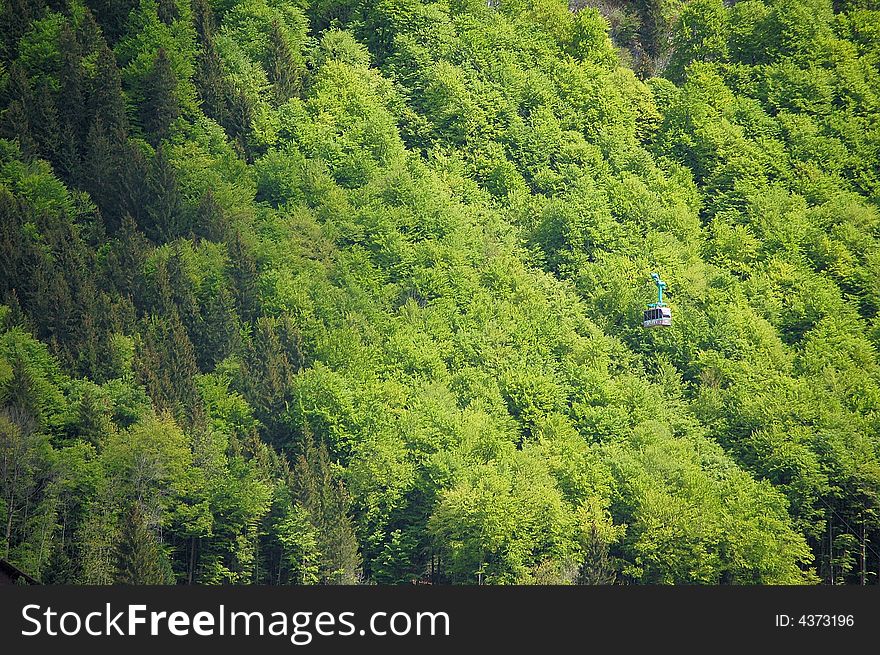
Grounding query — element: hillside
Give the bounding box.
[1,0,879,584]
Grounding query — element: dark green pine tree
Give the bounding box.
[57,22,86,185]
[75,7,102,54]
[577,520,617,585]
[2,289,32,334]
[27,257,75,366]
[139,48,179,144]
[42,542,77,584]
[83,0,139,45]
[8,202,45,312]
[192,0,228,126]
[102,292,138,344]
[116,502,173,584]
[89,41,128,135]
[82,42,128,229]
[194,189,229,242]
[0,0,41,60]
[145,145,185,242]
[57,122,81,189]
[83,118,116,225]
[157,0,179,25]
[75,310,105,381]
[226,230,259,323]
[0,100,35,161]
[197,284,240,370]
[172,314,206,431]
[47,217,103,369]
[0,188,22,295]
[242,316,296,443]
[275,313,304,372]
[191,0,212,46]
[137,312,205,430]
[112,140,151,227]
[5,355,42,428]
[28,77,60,160]
[293,429,361,584]
[75,385,109,445]
[267,19,301,104]
[0,63,38,158]
[221,81,254,160]
[148,253,176,317]
[162,245,203,363]
[102,213,150,303]
[137,315,173,414]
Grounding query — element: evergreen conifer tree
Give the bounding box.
[116,502,172,584]
[293,430,361,584]
[139,48,179,144]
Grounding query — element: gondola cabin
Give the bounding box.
[643,305,671,328]
[643,273,671,328]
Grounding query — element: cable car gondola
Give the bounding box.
[643,273,671,328]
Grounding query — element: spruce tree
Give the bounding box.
[192,0,227,125]
[102,213,149,302]
[165,245,202,358]
[139,48,179,144]
[57,22,85,185]
[5,355,41,429]
[577,521,617,585]
[293,430,361,584]
[0,64,37,158]
[116,502,172,584]
[84,118,115,225]
[29,77,60,161]
[83,1,139,45]
[75,311,104,381]
[198,284,240,370]
[226,230,259,323]
[90,41,128,136]
[267,19,301,104]
[137,313,204,430]
[221,82,253,160]
[0,189,22,294]
[145,145,184,242]
[0,0,40,60]
[76,7,102,55]
[242,316,295,442]
[112,140,151,227]
[194,189,229,242]
[76,385,109,445]
[82,43,128,228]
[158,0,180,25]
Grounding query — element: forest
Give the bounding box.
[1,0,879,585]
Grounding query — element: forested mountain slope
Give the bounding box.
[1,0,879,584]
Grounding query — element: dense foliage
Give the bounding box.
[1,0,879,585]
